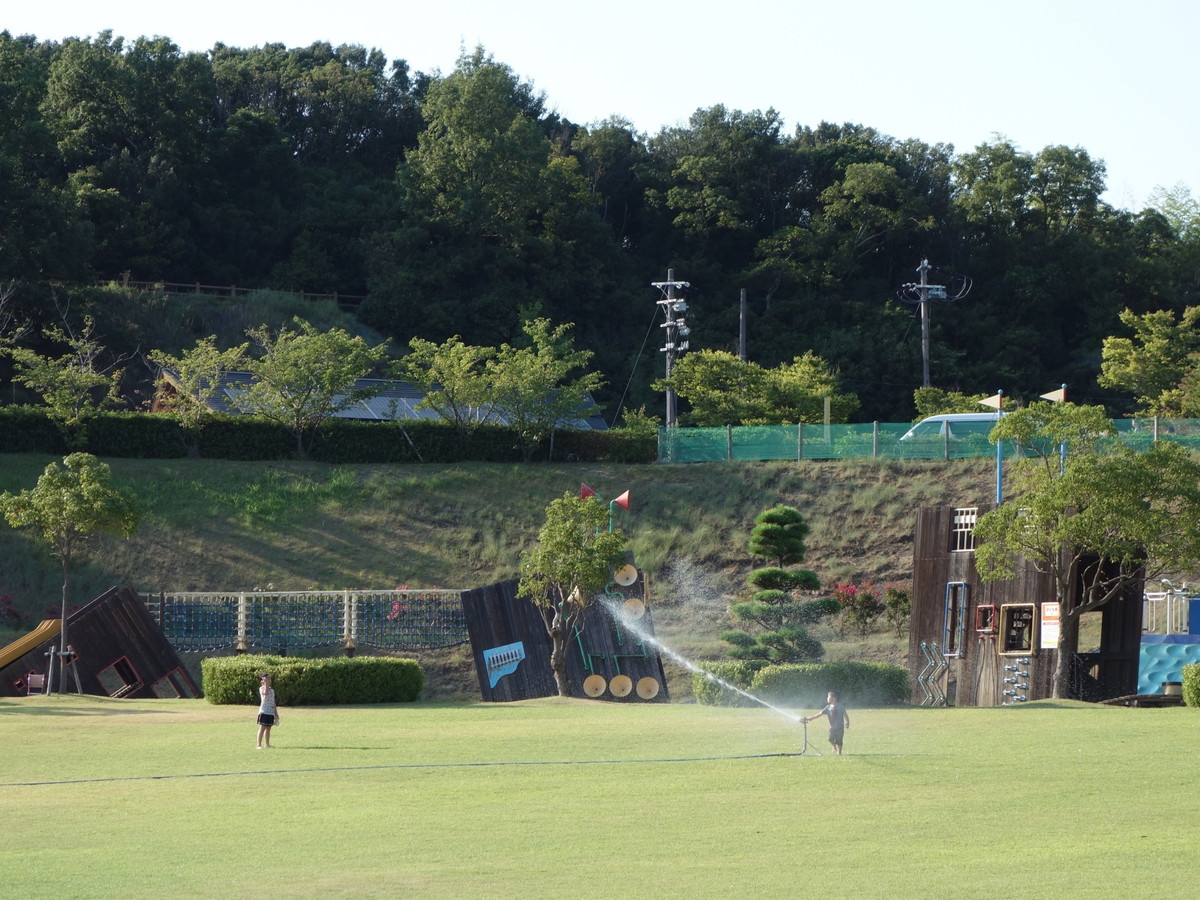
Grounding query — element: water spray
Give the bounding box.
[599,597,802,725]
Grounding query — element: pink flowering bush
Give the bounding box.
[831,581,884,637]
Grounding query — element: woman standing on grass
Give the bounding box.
[257,673,279,749]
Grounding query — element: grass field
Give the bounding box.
[2,694,1196,899]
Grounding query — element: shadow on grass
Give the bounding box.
[0,700,183,717]
[270,745,388,751]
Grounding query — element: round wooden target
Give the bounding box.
[583,674,607,697]
[623,597,645,619]
[609,674,633,697]
[636,676,660,699]
[613,564,638,586]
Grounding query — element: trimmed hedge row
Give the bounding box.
[202,654,424,704]
[693,659,910,708]
[1183,663,1200,708]
[690,660,761,707]
[0,405,656,464]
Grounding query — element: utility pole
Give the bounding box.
[651,269,690,427]
[738,288,747,361]
[897,258,971,387]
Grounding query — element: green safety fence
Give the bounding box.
[657,418,1200,463]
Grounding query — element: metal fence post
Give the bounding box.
[236,593,248,653]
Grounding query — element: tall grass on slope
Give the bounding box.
[0,455,993,621]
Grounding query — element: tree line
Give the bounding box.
[2,31,1199,423]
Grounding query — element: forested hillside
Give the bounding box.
[2,31,1197,423]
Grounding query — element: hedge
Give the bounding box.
[0,405,656,464]
[1183,663,1200,708]
[0,406,69,454]
[202,654,424,704]
[693,659,910,708]
[751,661,911,707]
[690,660,763,707]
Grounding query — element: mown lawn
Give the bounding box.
[1,695,1196,899]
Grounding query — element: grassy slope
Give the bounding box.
[0,454,998,697]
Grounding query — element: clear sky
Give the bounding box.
[7,0,1197,211]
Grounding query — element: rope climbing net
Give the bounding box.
[148,589,468,654]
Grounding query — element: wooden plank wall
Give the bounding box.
[910,507,1142,705]
[462,569,669,703]
[461,579,558,702]
[911,505,1054,705]
[0,586,200,698]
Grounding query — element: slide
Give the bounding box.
[0,618,62,671]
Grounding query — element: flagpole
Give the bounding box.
[978,391,1004,504]
[994,390,1004,504]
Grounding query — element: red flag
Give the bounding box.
[580,483,596,500]
[613,489,631,511]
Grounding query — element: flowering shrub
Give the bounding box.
[832,581,884,636]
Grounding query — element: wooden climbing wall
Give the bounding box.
[461,562,669,703]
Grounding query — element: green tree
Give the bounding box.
[401,47,550,244]
[816,160,933,280]
[1147,184,1200,313]
[1098,306,1200,414]
[658,105,791,256]
[42,32,215,278]
[7,314,124,422]
[613,406,660,439]
[766,352,860,424]
[149,335,248,451]
[724,505,826,663]
[396,335,496,444]
[573,116,654,248]
[1176,363,1200,417]
[0,453,139,691]
[883,584,912,638]
[485,318,605,462]
[748,504,809,567]
[974,403,1200,698]
[365,46,627,355]
[517,492,627,696]
[367,48,570,342]
[655,350,769,426]
[235,317,389,456]
[912,387,993,419]
[0,33,93,281]
[656,349,856,427]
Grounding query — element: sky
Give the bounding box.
[7,0,1198,211]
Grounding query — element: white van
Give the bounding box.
[899,412,1003,441]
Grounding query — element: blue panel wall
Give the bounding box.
[1138,635,1200,694]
